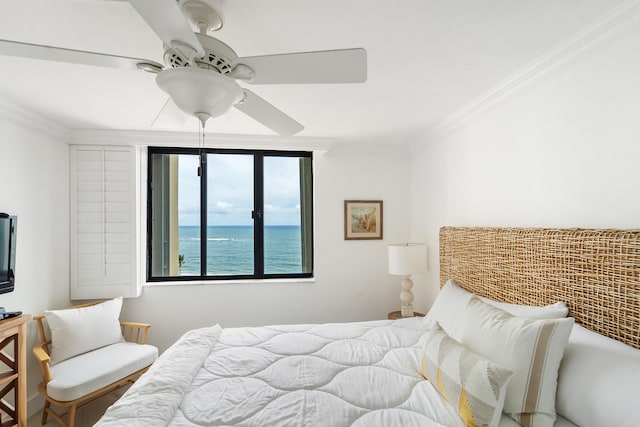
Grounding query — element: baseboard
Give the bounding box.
[27,392,44,420]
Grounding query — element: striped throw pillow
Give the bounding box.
[459,297,574,427]
[419,323,513,427]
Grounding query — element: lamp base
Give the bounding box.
[401,305,414,317]
[400,276,415,317]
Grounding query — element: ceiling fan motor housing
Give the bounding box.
[164,33,237,75]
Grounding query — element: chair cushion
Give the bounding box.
[47,342,158,402]
[45,297,125,365]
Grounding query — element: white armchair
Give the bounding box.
[33,298,158,427]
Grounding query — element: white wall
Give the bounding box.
[0,103,71,413]
[121,145,412,352]
[409,24,640,308]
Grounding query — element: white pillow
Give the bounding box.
[425,279,568,340]
[45,297,125,365]
[480,298,568,320]
[556,324,640,427]
[459,296,574,427]
[419,323,513,427]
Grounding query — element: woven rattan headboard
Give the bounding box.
[439,227,640,349]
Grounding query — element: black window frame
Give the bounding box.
[146,146,314,282]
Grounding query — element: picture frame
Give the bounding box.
[344,200,383,240]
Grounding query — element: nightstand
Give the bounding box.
[388,311,425,320]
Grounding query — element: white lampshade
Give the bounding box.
[388,243,427,275]
[156,67,244,123]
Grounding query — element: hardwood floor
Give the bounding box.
[27,390,125,427]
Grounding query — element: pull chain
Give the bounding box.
[195,113,210,177]
[197,118,204,176]
[201,120,206,149]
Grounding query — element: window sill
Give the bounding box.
[143,277,315,287]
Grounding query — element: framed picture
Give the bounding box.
[344,200,383,240]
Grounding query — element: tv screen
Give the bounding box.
[0,213,16,294]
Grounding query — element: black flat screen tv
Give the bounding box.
[0,213,17,295]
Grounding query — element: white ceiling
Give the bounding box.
[0,0,626,144]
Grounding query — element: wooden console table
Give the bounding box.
[0,315,31,426]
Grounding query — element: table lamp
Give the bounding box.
[388,243,427,317]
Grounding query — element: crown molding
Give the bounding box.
[69,129,336,152]
[0,100,70,142]
[325,142,410,155]
[421,0,640,145]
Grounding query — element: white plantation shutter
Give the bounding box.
[70,145,140,299]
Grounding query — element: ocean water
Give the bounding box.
[178,225,302,276]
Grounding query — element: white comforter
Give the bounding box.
[96,318,465,426]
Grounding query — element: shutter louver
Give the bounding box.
[70,146,139,299]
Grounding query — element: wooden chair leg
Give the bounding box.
[41,400,51,425]
[68,404,77,427]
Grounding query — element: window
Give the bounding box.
[147,147,313,281]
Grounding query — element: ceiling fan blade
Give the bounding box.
[234,48,367,85]
[151,97,190,128]
[129,0,205,59]
[0,39,162,71]
[234,89,304,136]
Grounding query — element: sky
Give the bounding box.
[177,153,302,226]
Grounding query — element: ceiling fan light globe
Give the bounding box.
[156,67,244,120]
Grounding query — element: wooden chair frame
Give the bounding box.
[33,303,153,427]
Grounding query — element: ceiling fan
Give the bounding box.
[0,0,367,136]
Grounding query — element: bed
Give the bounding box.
[96,227,640,427]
